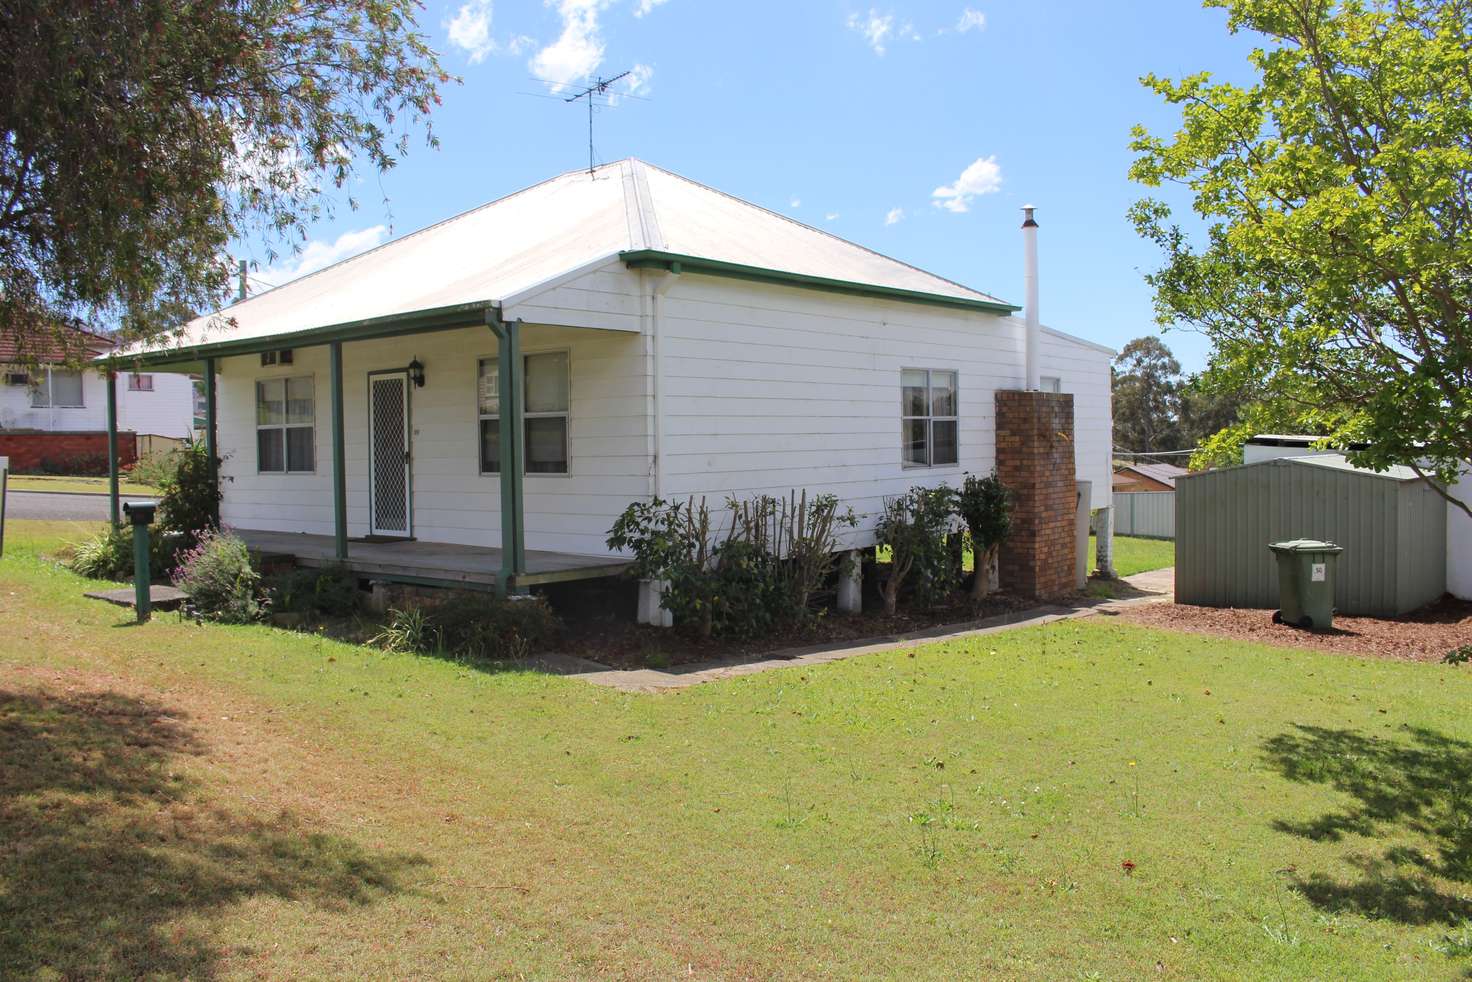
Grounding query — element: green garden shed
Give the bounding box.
[1175,454,1447,617]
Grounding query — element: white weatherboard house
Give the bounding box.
[107,160,1114,603]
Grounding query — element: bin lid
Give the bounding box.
[1267,539,1344,555]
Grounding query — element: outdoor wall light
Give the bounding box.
[408,358,426,388]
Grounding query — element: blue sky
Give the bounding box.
[250,0,1261,374]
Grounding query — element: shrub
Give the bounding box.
[875,486,959,615]
[158,440,223,552]
[956,471,1013,600]
[371,597,560,662]
[34,451,110,476]
[173,529,262,623]
[65,525,178,581]
[267,565,360,617]
[126,448,181,488]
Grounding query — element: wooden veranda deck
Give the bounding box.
[236,529,630,591]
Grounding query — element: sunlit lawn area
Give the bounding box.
[7,474,161,496]
[1,519,1468,979]
[1092,533,1175,577]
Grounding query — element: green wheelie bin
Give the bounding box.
[1268,539,1343,631]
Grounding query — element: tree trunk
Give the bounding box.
[970,544,997,601]
[882,575,899,616]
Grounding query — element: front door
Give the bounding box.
[368,371,411,537]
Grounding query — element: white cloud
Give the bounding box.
[847,9,918,55]
[825,212,840,222]
[789,196,802,209]
[447,0,495,62]
[256,225,388,288]
[955,7,986,33]
[446,0,533,63]
[530,0,615,92]
[885,206,905,226]
[634,0,669,16]
[625,62,654,96]
[931,155,1002,213]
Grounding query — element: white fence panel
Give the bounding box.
[1113,491,1175,539]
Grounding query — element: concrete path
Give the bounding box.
[528,567,1177,693]
[5,490,149,522]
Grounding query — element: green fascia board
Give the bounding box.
[98,300,499,369]
[620,250,1020,315]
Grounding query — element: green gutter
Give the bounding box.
[620,250,1020,315]
[100,300,498,369]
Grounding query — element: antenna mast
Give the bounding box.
[565,71,630,177]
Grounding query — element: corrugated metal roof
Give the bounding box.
[1287,453,1423,481]
[1118,461,1189,488]
[117,159,1014,359]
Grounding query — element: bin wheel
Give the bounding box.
[1271,610,1283,625]
[1299,615,1314,630]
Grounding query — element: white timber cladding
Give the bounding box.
[0,366,195,437]
[214,265,1113,558]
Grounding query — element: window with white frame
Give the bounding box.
[901,369,959,467]
[255,376,314,473]
[128,373,154,392]
[30,369,84,408]
[478,351,570,474]
[1040,375,1062,393]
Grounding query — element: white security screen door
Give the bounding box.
[369,372,411,536]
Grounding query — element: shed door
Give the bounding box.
[369,372,411,537]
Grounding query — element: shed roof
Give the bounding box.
[1117,461,1189,489]
[113,159,1019,363]
[1184,453,1424,483]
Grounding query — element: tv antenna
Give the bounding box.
[565,71,630,177]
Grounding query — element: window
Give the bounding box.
[1040,376,1062,393]
[256,376,314,473]
[128,373,154,392]
[30,369,84,408]
[478,351,570,475]
[901,369,958,467]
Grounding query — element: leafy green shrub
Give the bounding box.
[158,440,222,552]
[956,471,1013,600]
[875,486,960,615]
[267,565,360,617]
[64,525,178,581]
[173,529,262,623]
[126,448,181,488]
[1444,645,1472,666]
[370,597,560,662]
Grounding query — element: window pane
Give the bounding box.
[901,369,928,417]
[285,426,314,472]
[932,419,959,466]
[525,417,567,474]
[1041,376,1062,394]
[286,376,314,424]
[478,359,499,417]
[256,379,284,425]
[930,371,957,418]
[257,428,285,472]
[480,418,500,474]
[902,418,928,466]
[525,352,569,414]
[34,371,85,407]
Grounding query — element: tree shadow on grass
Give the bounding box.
[0,687,428,979]
[1262,723,1472,926]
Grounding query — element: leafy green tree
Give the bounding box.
[0,0,448,354]
[1178,373,1250,450]
[1130,0,1472,514]
[1112,336,1184,454]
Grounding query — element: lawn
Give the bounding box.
[7,474,162,496]
[2,519,1469,979]
[1093,532,1175,577]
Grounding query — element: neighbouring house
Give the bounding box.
[104,159,1115,607]
[0,322,197,472]
[1112,461,1188,493]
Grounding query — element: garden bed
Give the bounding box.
[1114,595,1472,662]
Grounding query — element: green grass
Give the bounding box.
[7,474,161,496]
[2,519,1469,979]
[1093,532,1175,577]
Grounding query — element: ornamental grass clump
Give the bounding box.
[173,529,263,623]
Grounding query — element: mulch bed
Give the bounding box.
[554,591,1042,670]
[1114,595,1472,663]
